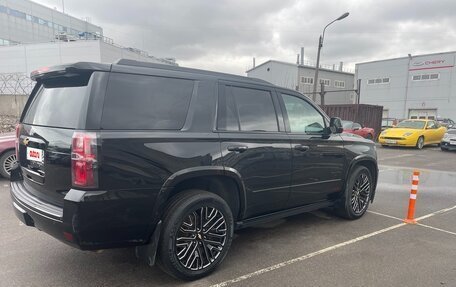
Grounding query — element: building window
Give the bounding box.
[412,73,439,81]
[320,79,330,86]
[301,77,313,85]
[335,80,345,88]
[367,77,390,85]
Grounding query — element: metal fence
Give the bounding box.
[321,104,383,139]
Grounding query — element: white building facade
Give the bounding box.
[0,0,102,45]
[355,51,456,120]
[246,60,355,105]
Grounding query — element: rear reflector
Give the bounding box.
[71,132,98,188]
[15,124,21,159]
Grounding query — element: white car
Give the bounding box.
[441,129,456,151]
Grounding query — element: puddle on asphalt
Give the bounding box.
[378,167,456,192]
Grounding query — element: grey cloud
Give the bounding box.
[36,0,456,75]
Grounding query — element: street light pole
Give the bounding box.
[312,12,349,102]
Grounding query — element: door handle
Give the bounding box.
[294,144,310,152]
[227,146,248,153]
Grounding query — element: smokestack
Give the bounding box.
[253,57,256,68]
[296,54,300,65]
[339,61,344,71]
[300,47,304,65]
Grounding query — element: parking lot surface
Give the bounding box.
[1,146,455,286]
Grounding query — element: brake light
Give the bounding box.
[71,132,98,188]
[15,124,21,159]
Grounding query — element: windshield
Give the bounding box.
[396,120,426,129]
[341,120,353,129]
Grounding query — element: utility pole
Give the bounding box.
[320,82,326,106]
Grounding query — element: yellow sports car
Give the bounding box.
[378,119,447,149]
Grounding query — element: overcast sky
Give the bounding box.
[36,0,456,75]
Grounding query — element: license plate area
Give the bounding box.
[27,147,44,163]
[385,139,397,144]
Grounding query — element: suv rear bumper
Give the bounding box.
[10,180,80,248]
[10,180,156,251]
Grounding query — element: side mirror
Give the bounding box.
[329,117,343,134]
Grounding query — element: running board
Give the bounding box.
[235,201,334,229]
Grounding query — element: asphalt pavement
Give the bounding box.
[0,146,455,286]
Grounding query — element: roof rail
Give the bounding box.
[115,59,272,85]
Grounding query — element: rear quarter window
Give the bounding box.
[23,76,91,129]
[101,73,194,130]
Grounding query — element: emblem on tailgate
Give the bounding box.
[23,137,30,146]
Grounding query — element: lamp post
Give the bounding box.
[312,12,349,102]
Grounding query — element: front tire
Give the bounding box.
[157,190,234,280]
[416,136,424,149]
[336,166,372,220]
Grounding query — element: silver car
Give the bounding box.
[441,129,456,151]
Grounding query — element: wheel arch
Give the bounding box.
[156,167,246,221]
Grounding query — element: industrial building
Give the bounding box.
[246,60,355,105]
[0,0,176,97]
[355,51,456,120]
[0,0,103,45]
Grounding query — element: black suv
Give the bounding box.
[10,59,378,280]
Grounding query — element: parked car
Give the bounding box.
[0,132,17,179]
[381,118,398,131]
[441,129,456,151]
[436,117,455,129]
[379,119,447,149]
[10,60,378,280]
[341,120,375,140]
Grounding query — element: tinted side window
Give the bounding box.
[231,86,278,132]
[353,123,362,129]
[281,94,325,134]
[217,85,240,131]
[102,73,194,130]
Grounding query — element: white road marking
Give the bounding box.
[418,223,456,237]
[367,210,403,221]
[210,223,405,287]
[415,205,456,221]
[211,205,456,287]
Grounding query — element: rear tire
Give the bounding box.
[157,189,234,280]
[416,136,424,150]
[0,150,16,179]
[335,166,372,220]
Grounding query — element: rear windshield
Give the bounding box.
[23,77,90,129]
[101,73,194,130]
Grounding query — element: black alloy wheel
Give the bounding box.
[157,190,233,280]
[335,165,372,220]
[350,172,371,215]
[175,207,227,270]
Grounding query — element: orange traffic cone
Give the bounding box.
[404,170,420,224]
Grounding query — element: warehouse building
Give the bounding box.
[355,51,456,120]
[246,60,355,105]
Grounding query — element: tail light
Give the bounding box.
[15,124,21,159]
[71,132,98,188]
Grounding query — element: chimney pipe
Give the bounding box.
[296,54,300,65]
[253,57,256,68]
[339,61,344,71]
[300,47,304,65]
